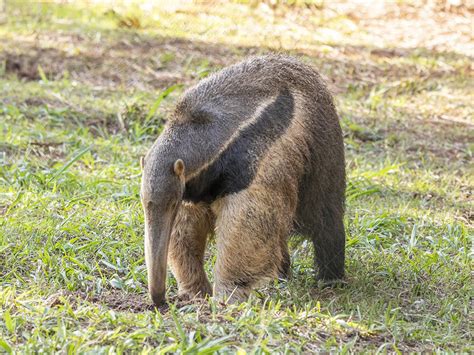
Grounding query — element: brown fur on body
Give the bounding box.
[141,54,345,305]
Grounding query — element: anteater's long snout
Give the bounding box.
[143,202,175,307]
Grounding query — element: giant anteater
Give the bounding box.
[140,55,346,306]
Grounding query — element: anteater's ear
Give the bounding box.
[173,159,185,177]
[140,156,145,170]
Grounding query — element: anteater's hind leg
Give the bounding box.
[212,188,293,302]
[168,202,214,300]
[297,183,345,281]
[313,202,345,281]
[279,236,291,280]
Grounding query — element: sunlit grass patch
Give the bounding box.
[1,0,472,352]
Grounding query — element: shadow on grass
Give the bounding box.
[2,31,471,164]
[2,32,469,90]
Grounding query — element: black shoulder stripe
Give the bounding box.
[184,88,295,203]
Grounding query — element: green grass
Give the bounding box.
[1,0,473,352]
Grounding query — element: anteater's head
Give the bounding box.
[140,135,185,307]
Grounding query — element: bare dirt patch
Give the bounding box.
[47,289,220,313]
[1,33,248,90]
[86,290,157,312]
[46,290,156,312]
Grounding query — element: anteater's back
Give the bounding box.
[174,55,336,126]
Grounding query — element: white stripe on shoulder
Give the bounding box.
[185,96,277,182]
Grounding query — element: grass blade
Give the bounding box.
[47,146,91,183]
[0,338,12,353]
[145,84,182,124]
[37,65,48,83]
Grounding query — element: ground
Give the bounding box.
[0,0,473,352]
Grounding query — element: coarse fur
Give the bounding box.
[141,54,346,305]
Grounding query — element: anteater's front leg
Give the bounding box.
[169,202,214,300]
[212,189,293,303]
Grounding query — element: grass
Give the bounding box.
[0,0,473,352]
